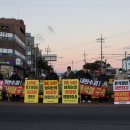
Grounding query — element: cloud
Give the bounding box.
[47,26,55,33]
[35,33,44,42]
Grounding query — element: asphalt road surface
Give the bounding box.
[0,102,130,130]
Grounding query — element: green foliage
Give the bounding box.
[37,57,52,71]
[84,60,111,71]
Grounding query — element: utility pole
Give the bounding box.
[72,61,74,71]
[45,45,52,66]
[97,34,105,70]
[45,45,51,55]
[35,43,38,77]
[83,51,87,65]
[125,51,127,71]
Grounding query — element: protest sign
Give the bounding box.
[113,80,130,104]
[24,80,39,103]
[79,78,106,98]
[43,80,58,103]
[62,79,79,104]
[4,80,23,95]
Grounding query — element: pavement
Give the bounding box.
[0,101,130,130]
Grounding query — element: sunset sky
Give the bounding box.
[1,0,130,72]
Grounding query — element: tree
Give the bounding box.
[84,60,111,71]
[37,57,52,72]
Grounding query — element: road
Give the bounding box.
[0,102,130,130]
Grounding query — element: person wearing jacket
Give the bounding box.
[77,65,92,103]
[97,69,108,103]
[0,71,4,80]
[45,68,59,80]
[114,68,127,80]
[63,66,75,79]
[9,71,21,80]
[9,71,21,101]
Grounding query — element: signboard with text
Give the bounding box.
[43,80,59,103]
[113,80,130,104]
[24,80,39,103]
[0,80,4,100]
[79,78,106,98]
[62,79,79,104]
[4,80,23,95]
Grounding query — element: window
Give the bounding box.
[0,48,2,53]
[26,42,31,46]
[3,49,7,53]
[27,61,32,65]
[8,49,13,53]
[27,51,31,55]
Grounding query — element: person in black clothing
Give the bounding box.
[63,66,75,79]
[45,68,59,80]
[9,71,21,80]
[9,71,21,101]
[0,71,4,80]
[97,69,108,103]
[77,65,92,103]
[98,69,108,86]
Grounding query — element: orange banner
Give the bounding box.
[114,91,130,102]
[80,84,106,97]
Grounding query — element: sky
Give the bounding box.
[0,0,130,73]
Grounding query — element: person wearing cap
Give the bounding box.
[45,68,59,80]
[114,68,127,80]
[63,66,75,79]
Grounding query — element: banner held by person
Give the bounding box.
[113,80,130,104]
[24,80,39,103]
[0,80,4,100]
[62,79,79,104]
[4,80,23,95]
[43,80,59,103]
[80,78,106,98]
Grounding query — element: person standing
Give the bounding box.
[0,71,4,80]
[98,69,108,86]
[97,69,108,103]
[77,65,92,103]
[9,71,21,101]
[45,68,59,80]
[114,68,127,80]
[9,71,21,80]
[63,66,75,79]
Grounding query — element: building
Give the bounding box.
[122,56,130,71]
[0,18,26,78]
[25,33,43,78]
[25,33,34,73]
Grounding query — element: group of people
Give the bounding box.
[0,66,128,103]
[43,65,109,103]
[44,65,128,103]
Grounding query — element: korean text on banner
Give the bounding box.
[62,79,79,104]
[4,80,23,95]
[24,80,39,103]
[43,80,59,103]
[113,80,130,104]
[79,78,107,98]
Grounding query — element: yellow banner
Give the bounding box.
[24,80,39,103]
[62,79,79,104]
[43,80,59,103]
